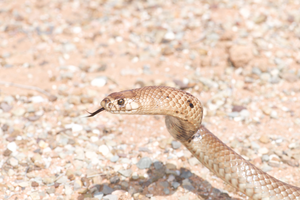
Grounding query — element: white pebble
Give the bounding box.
[66,123,83,132]
[258,147,269,155]
[270,110,278,119]
[176,151,184,158]
[65,185,73,195]
[85,151,98,159]
[43,147,52,154]
[91,136,98,142]
[239,8,250,19]
[72,27,82,34]
[167,175,175,182]
[30,96,45,103]
[92,129,100,134]
[98,145,113,158]
[91,76,107,87]
[116,36,123,42]
[289,143,297,149]
[7,142,17,152]
[9,157,19,166]
[164,31,176,41]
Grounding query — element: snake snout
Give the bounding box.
[101,97,112,110]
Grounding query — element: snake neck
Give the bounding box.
[165,115,199,142]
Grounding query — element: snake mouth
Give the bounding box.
[109,109,137,114]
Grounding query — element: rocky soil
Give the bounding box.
[1,0,300,199]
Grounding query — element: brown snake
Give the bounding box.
[88,86,300,200]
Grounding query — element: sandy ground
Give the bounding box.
[1,0,300,199]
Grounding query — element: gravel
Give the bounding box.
[1,0,300,199]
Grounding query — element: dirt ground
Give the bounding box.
[1,0,300,199]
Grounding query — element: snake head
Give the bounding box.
[87,89,140,117]
[100,95,140,114]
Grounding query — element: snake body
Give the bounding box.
[89,86,300,200]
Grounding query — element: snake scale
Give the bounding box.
[88,86,300,200]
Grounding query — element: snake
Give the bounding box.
[88,86,300,200]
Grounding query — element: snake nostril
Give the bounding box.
[107,102,113,109]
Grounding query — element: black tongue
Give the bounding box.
[87,107,105,117]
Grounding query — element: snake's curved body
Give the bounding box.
[89,86,300,200]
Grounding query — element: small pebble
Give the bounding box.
[259,147,269,155]
[46,187,56,194]
[180,170,192,179]
[77,188,88,194]
[42,176,56,185]
[31,181,39,187]
[261,163,273,172]
[171,141,181,149]
[18,181,29,187]
[0,102,13,112]
[251,141,260,150]
[262,155,270,162]
[99,145,113,158]
[136,157,152,169]
[110,176,120,184]
[110,155,119,163]
[102,184,113,195]
[188,157,200,166]
[69,123,83,132]
[131,172,139,180]
[91,76,107,87]
[13,108,26,116]
[30,191,40,200]
[232,105,246,112]
[118,169,132,178]
[159,181,169,188]
[270,110,278,119]
[103,194,118,200]
[94,192,104,200]
[171,181,180,189]
[64,185,73,195]
[153,161,163,170]
[30,96,45,103]
[163,188,170,195]
[164,31,176,41]
[9,157,18,166]
[120,181,129,189]
[3,149,12,156]
[56,176,69,184]
[259,135,270,144]
[7,142,17,152]
[182,179,195,191]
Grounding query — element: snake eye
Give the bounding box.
[117,99,125,106]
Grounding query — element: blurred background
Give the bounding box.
[1,0,300,199]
